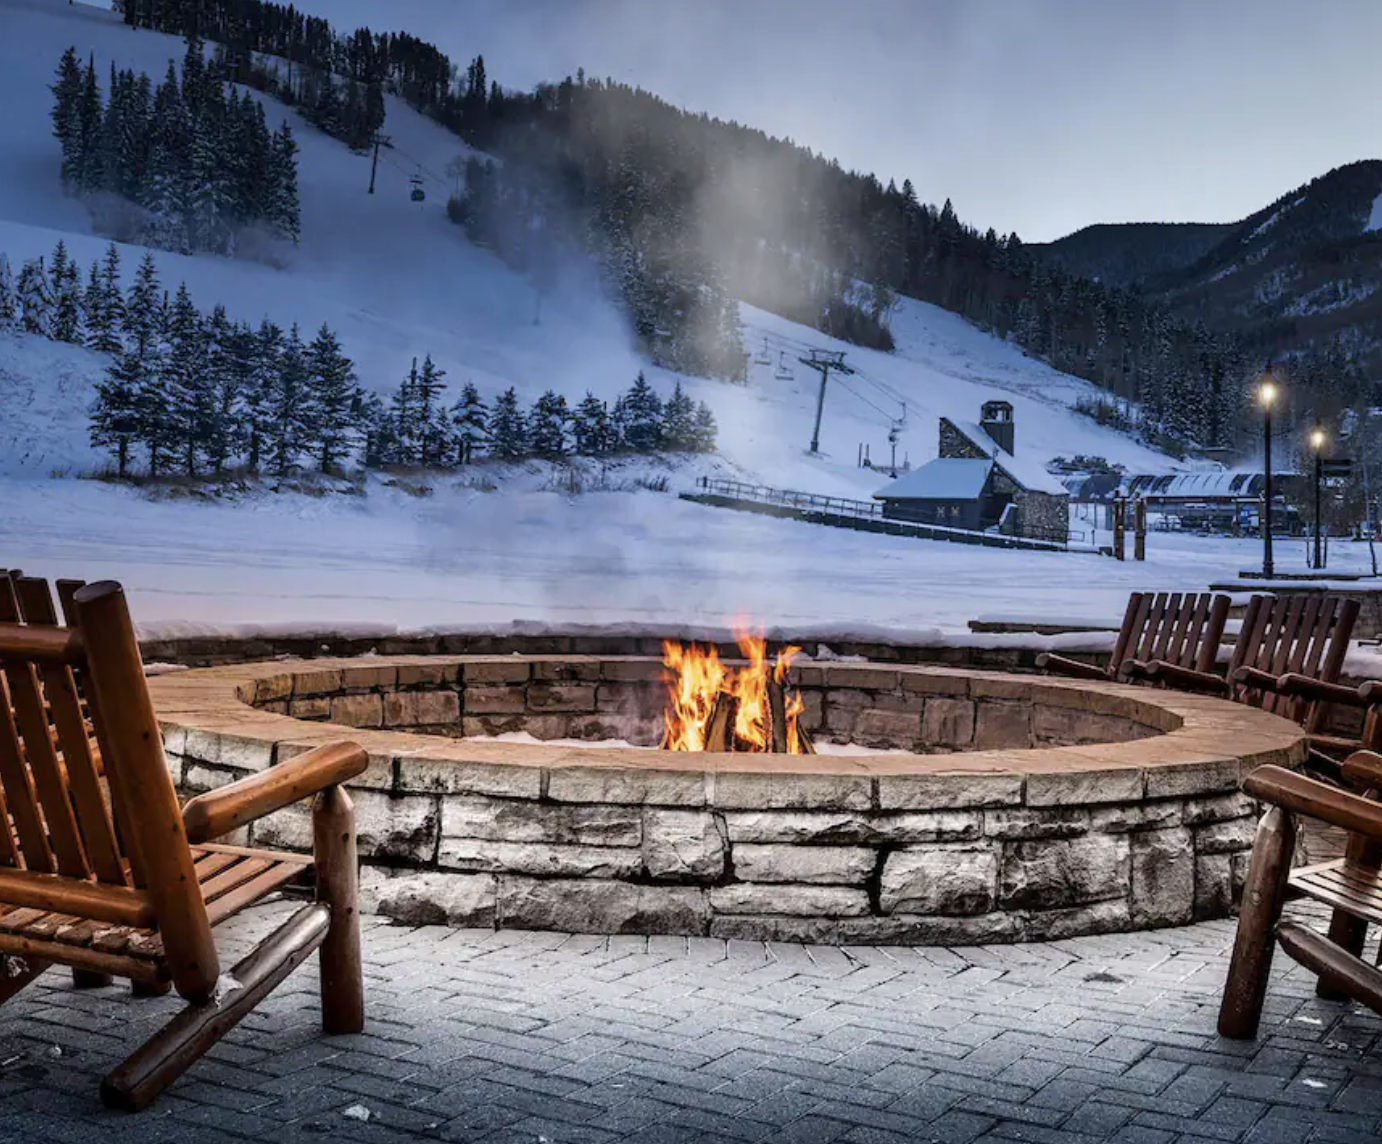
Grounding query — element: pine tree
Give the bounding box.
[124,250,161,357]
[86,243,125,354]
[0,255,16,331]
[51,47,83,188]
[450,382,487,464]
[144,63,193,252]
[76,55,104,193]
[662,382,697,450]
[50,243,83,344]
[246,319,283,472]
[614,371,663,452]
[691,401,717,452]
[201,305,240,472]
[415,353,449,466]
[162,282,211,475]
[304,323,359,473]
[571,392,613,456]
[358,391,396,469]
[390,357,420,464]
[91,348,144,477]
[18,259,54,337]
[487,387,528,460]
[268,323,311,477]
[266,123,300,244]
[527,390,570,459]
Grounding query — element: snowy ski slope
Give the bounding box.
[0,0,1177,490]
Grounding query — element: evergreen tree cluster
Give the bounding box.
[369,366,716,466]
[50,40,300,256]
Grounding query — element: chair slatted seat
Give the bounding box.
[0,574,368,1111]
[1036,591,1230,683]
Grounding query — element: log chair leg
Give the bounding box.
[101,904,329,1112]
[1218,807,1297,1039]
[313,785,363,1035]
[72,969,113,990]
[1318,910,1368,1000]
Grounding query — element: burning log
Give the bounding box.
[662,631,815,754]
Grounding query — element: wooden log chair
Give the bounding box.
[0,577,368,1111]
[1141,593,1362,778]
[1219,754,1382,1039]
[1035,591,1231,683]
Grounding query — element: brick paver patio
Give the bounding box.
[1,897,1380,1144]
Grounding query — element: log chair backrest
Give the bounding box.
[0,577,218,999]
[1111,591,1231,674]
[1228,593,1360,729]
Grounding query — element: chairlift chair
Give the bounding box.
[754,339,772,366]
[774,351,794,381]
[410,171,426,202]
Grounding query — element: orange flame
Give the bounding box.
[662,628,807,753]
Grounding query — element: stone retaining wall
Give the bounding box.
[151,656,1307,944]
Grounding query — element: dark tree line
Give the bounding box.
[50,41,299,255]
[1,239,715,481]
[364,364,716,468]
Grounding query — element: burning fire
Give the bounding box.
[662,628,809,753]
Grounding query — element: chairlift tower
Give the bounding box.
[799,350,854,455]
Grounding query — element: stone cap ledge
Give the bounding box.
[149,656,1308,809]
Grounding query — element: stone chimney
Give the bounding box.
[980,400,1014,455]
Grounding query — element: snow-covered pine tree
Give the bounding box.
[245,318,283,472]
[304,323,360,473]
[86,243,126,354]
[201,305,240,472]
[661,382,697,451]
[415,354,450,466]
[50,243,83,344]
[124,250,162,358]
[269,323,312,477]
[18,259,54,338]
[144,62,193,253]
[91,347,144,478]
[0,255,15,331]
[527,391,570,460]
[450,382,487,464]
[190,80,235,254]
[390,358,420,464]
[358,391,396,469]
[76,55,104,194]
[50,47,83,189]
[266,123,300,244]
[487,387,528,460]
[162,281,212,475]
[614,371,663,452]
[691,401,717,452]
[571,392,613,456]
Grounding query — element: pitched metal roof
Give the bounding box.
[948,419,1068,496]
[874,458,994,501]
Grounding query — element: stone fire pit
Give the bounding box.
[148,652,1307,944]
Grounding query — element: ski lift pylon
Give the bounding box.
[774,350,794,380]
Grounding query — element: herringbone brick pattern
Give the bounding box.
[0,898,1379,1143]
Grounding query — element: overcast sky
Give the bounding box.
[315,0,1379,242]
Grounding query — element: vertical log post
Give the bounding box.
[1134,498,1148,562]
[1113,497,1126,561]
[1218,807,1296,1038]
[313,786,363,1034]
[74,582,219,1003]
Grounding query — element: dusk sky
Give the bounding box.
[315,0,1377,243]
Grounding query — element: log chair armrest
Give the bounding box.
[1343,750,1382,792]
[1245,764,1382,844]
[182,741,369,845]
[1035,652,1109,681]
[1273,673,1368,706]
[1359,681,1382,706]
[1142,660,1230,694]
[1231,666,1281,692]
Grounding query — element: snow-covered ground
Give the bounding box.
[0,0,1284,641]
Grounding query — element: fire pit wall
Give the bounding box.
[154,656,1303,945]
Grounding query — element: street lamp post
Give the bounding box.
[1311,423,1327,571]
[1259,377,1277,579]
